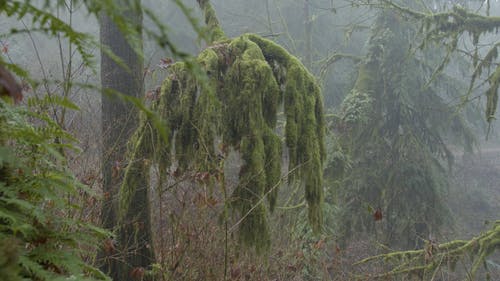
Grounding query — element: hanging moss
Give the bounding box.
[119,117,153,218]
[233,134,269,253]
[486,65,500,122]
[117,115,156,280]
[262,128,281,212]
[119,1,324,251]
[121,38,324,252]
[246,35,326,227]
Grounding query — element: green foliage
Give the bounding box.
[0,0,239,279]
[332,10,473,248]
[0,99,109,281]
[0,238,21,281]
[339,89,373,126]
[121,31,325,252]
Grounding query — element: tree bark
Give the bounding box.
[99,1,154,280]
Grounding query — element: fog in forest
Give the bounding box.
[0,1,499,280]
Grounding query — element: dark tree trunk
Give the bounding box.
[99,1,154,280]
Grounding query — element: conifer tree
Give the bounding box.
[332,7,473,248]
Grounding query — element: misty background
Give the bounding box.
[1,0,499,280]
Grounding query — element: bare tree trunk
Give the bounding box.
[99,1,154,280]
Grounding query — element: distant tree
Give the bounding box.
[331,6,474,248]
[347,1,500,279]
[370,0,500,123]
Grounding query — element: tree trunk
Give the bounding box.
[99,1,154,280]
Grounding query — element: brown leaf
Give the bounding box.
[194,171,210,184]
[0,64,23,103]
[1,42,8,54]
[373,208,383,221]
[103,191,111,200]
[313,238,325,250]
[172,167,182,178]
[214,170,223,182]
[158,57,174,69]
[335,245,341,255]
[145,86,160,101]
[130,267,145,280]
[32,236,48,246]
[103,238,116,255]
[111,160,121,179]
[206,195,218,207]
[230,265,241,279]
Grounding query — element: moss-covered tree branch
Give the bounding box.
[378,0,500,122]
[119,1,325,252]
[355,221,500,280]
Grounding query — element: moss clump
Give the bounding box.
[119,0,324,252]
[262,129,281,212]
[120,33,325,251]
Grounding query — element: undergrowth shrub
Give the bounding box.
[0,98,109,281]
